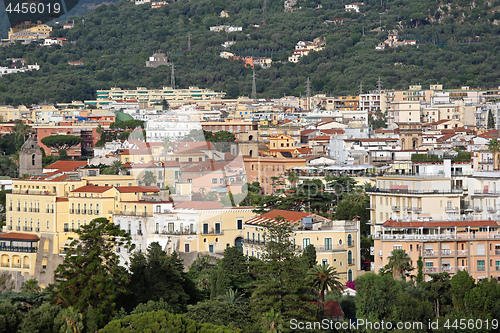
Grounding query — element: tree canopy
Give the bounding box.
[40,135,84,150]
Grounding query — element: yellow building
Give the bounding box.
[243,210,362,283]
[8,21,52,41]
[4,172,159,289]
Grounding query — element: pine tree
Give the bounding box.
[249,217,316,332]
[487,110,496,129]
[53,217,134,327]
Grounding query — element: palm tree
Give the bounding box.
[383,249,413,281]
[287,171,299,188]
[218,288,247,313]
[110,160,127,175]
[142,170,157,186]
[487,138,500,170]
[20,278,41,293]
[308,264,343,309]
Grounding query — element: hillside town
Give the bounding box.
[0,83,499,292]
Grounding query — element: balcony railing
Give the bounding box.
[424,267,437,273]
[487,207,497,213]
[391,206,400,212]
[496,265,500,271]
[113,211,153,217]
[424,249,435,256]
[495,250,500,255]
[477,266,486,271]
[201,230,224,235]
[0,246,38,253]
[457,250,468,256]
[348,259,355,266]
[441,249,453,256]
[348,241,355,247]
[445,207,459,213]
[441,266,454,273]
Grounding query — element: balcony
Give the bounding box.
[412,207,422,213]
[348,241,355,247]
[391,206,400,212]
[113,211,153,217]
[474,207,483,212]
[367,188,462,195]
[378,250,383,256]
[496,266,500,271]
[441,266,454,273]
[137,230,143,235]
[244,239,264,246]
[16,227,20,231]
[201,230,224,235]
[457,266,467,271]
[457,250,468,256]
[424,249,435,256]
[477,266,486,271]
[441,249,454,256]
[35,228,39,232]
[424,267,437,273]
[487,207,497,213]
[0,246,38,253]
[445,207,459,213]
[348,258,355,266]
[367,205,376,210]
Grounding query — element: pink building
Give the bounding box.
[374,220,500,282]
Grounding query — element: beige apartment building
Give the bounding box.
[243,210,362,283]
[368,175,463,234]
[374,220,500,282]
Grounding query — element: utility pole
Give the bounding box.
[171,63,175,89]
[377,76,382,91]
[359,81,363,94]
[251,67,257,100]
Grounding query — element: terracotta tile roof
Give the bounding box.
[56,198,69,202]
[320,129,344,135]
[71,185,113,193]
[0,233,40,241]
[301,130,316,136]
[309,136,331,141]
[115,186,160,193]
[383,220,500,228]
[174,201,224,210]
[311,301,344,317]
[245,209,312,225]
[45,161,87,172]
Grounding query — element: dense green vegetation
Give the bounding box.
[0,0,499,104]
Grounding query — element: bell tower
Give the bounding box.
[18,136,43,177]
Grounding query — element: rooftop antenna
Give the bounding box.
[359,81,363,94]
[377,76,382,91]
[171,63,175,89]
[251,68,257,100]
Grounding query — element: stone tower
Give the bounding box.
[19,136,43,177]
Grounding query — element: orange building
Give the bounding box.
[243,156,307,195]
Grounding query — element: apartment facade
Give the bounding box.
[243,210,362,283]
[374,220,500,282]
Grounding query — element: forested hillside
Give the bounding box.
[0,0,499,104]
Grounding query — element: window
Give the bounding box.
[184,243,190,253]
[187,179,192,183]
[348,250,353,265]
[321,259,328,266]
[477,244,485,256]
[324,238,332,250]
[348,269,353,282]
[96,204,99,214]
[347,234,353,246]
[203,223,209,234]
[215,223,221,234]
[477,260,485,271]
[237,219,243,230]
[303,238,310,249]
[212,178,217,184]
[209,245,214,253]
[64,223,69,232]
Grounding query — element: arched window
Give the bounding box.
[348,269,353,282]
[347,234,353,247]
[348,250,353,265]
[32,154,36,166]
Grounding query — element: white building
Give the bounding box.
[145,113,201,142]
